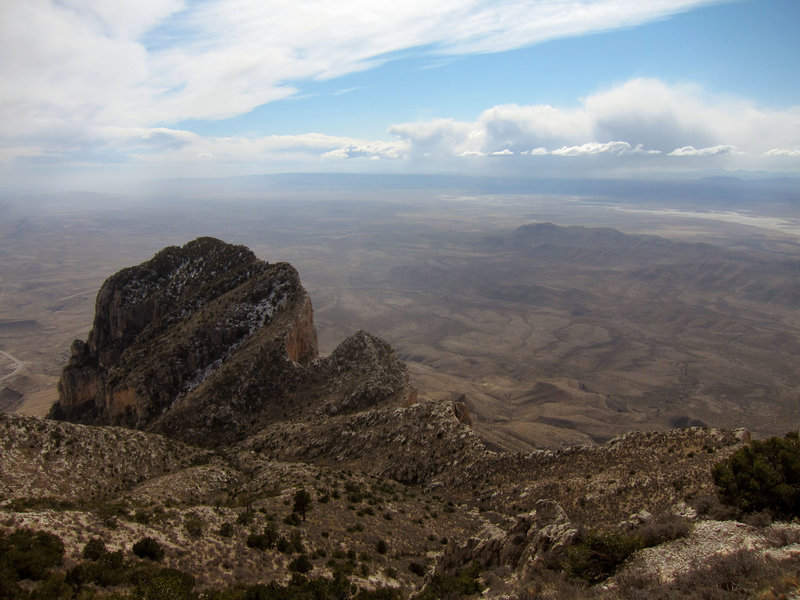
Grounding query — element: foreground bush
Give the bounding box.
[614,549,795,600]
[416,561,482,600]
[132,537,165,562]
[288,554,312,573]
[713,431,800,519]
[0,528,64,581]
[563,530,644,584]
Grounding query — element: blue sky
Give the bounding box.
[180,0,800,138]
[1,0,799,193]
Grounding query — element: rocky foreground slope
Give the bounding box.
[2,238,799,599]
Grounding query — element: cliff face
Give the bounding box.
[47,239,316,438]
[52,238,415,445]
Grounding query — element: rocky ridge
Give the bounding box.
[2,238,798,599]
[51,238,413,445]
[0,413,205,502]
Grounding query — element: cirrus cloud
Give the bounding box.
[2,0,799,188]
[2,1,727,162]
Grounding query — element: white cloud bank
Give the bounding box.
[385,78,800,175]
[103,77,797,182]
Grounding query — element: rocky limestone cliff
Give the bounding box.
[439,499,578,578]
[151,328,416,445]
[51,238,414,445]
[53,237,314,426]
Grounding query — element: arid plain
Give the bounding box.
[2,179,799,450]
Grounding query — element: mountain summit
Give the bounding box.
[50,237,412,444]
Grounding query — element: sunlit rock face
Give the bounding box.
[51,238,313,435]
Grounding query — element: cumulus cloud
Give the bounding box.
[765,148,800,158]
[388,119,482,159]
[322,141,407,160]
[667,145,737,157]
[121,130,406,168]
[1,1,723,161]
[388,78,800,175]
[550,141,656,156]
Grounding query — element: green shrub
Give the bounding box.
[247,533,270,551]
[562,530,644,584]
[408,562,426,577]
[67,557,127,588]
[713,431,800,519]
[102,549,125,569]
[375,539,388,555]
[134,509,152,524]
[331,559,356,578]
[185,513,204,538]
[288,554,312,573]
[416,561,481,600]
[292,488,312,521]
[132,537,164,562]
[235,573,356,600]
[354,588,402,600]
[283,512,301,526]
[129,568,196,600]
[635,513,691,547]
[218,522,235,538]
[289,530,304,554]
[82,537,107,561]
[237,511,255,526]
[246,522,277,551]
[0,529,64,581]
[27,572,72,600]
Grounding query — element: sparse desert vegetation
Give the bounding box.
[2,200,800,598]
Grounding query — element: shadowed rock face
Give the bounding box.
[51,238,413,445]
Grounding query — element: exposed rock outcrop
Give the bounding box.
[51,238,413,445]
[452,396,473,427]
[241,400,486,485]
[439,499,578,579]
[615,519,800,587]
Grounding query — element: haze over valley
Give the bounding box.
[2,175,799,450]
